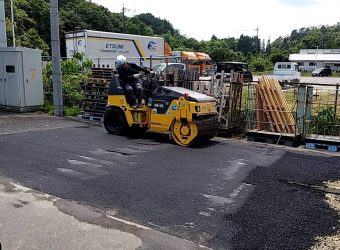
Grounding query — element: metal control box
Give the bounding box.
[0,47,43,111]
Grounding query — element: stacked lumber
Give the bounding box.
[256,76,295,134]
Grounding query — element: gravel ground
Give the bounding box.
[311,181,340,250]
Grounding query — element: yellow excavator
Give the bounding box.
[103,74,219,146]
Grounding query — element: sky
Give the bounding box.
[91,0,339,42]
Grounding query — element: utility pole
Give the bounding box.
[10,0,15,46]
[315,46,319,70]
[122,4,130,33]
[50,0,63,116]
[256,26,259,53]
[0,0,7,47]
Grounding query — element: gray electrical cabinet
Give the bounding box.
[0,47,44,111]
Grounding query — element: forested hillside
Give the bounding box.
[3,0,153,56]
[4,0,340,69]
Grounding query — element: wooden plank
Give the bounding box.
[262,77,286,132]
[272,78,295,133]
[271,80,295,133]
[270,78,294,116]
[259,77,282,132]
[262,76,294,133]
[271,77,295,126]
[257,83,275,132]
[262,77,292,133]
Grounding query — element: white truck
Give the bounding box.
[65,30,166,68]
[267,62,301,84]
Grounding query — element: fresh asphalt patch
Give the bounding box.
[227,152,340,250]
[1,126,340,249]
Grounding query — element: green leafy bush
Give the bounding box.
[64,106,81,116]
[43,52,92,116]
[310,106,339,135]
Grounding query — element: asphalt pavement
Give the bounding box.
[1,113,340,249]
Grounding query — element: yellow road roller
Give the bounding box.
[103,75,219,146]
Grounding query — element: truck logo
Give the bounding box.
[77,40,83,46]
[106,43,125,49]
[148,41,157,51]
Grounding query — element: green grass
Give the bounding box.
[64,106,81,116]
[43,101,54,115]
[43,101,81,116]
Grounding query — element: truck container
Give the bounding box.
[65,30,168,68]
[195,52,213,75]
[171,51,200,71]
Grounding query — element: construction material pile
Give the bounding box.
[256,76,295,133]
[217,72,244,130]
[80,68,113,121]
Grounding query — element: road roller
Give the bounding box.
[103,74,219,146]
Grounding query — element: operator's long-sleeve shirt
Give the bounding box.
[117,63,150,86]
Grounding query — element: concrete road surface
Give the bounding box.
[1,113,340,249]
[254,75,340,91]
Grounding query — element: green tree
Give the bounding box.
[249,56,269,72]
[136,13,176,35]
[4,0,49,53]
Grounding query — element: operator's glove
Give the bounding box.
[149,71,154,74]
[133,74,140,79]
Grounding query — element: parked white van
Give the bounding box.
[271,62,301,83]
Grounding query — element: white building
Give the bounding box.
[289,49,340,72]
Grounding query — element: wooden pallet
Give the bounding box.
[81,82,109,88]
[81,111,104,118]
[83,99,107,104]
[84,95,108,100]
[247,130,298,147]
[84,106,107,112]
[305,142,340,152]
[80,78,109,116]
[305,135,340,152]
[91,68,116,80]
[79,115,103,122]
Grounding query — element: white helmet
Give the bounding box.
[116,55,127,66]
